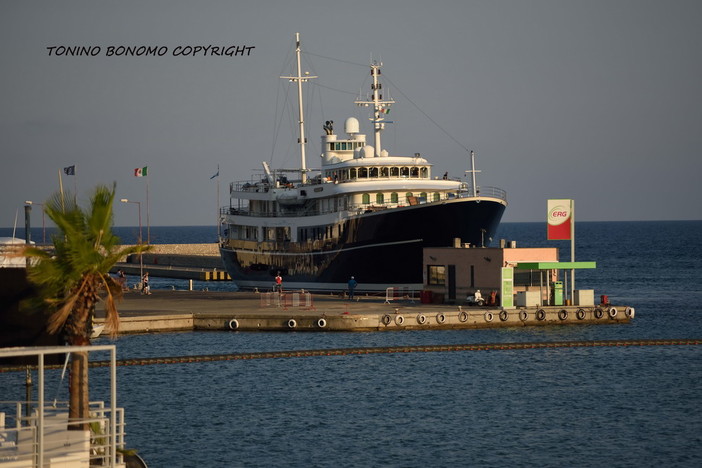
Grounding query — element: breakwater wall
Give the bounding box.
[124,243,222,268]
[116,243,229,280]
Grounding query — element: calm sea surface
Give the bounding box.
[2,221,701,466]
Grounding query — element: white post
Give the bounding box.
[38,353,44,468]
[294,33,307,184]
[471,150,477,197]
[570,199,575,303]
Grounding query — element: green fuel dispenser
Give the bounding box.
[552,281,564,306]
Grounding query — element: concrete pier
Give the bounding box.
[95,290,633,334]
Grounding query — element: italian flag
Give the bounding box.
[134,166,148,177]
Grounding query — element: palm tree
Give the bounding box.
[23,184,148,428]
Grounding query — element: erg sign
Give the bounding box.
[547,199,573,240]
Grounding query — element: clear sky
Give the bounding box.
[2,0,700,228]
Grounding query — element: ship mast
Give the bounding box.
[355,61,395,157]
[281,33,316,184]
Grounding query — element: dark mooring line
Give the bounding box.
[1,339,700,373]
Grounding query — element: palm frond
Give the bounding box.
[98,273,122,338]
[23,183,141,339]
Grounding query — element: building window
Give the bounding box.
[427,265,446,285]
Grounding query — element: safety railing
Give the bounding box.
[384,287,417,304]
[282,291,315,310]
[259,291,315,310]
[221,185,507,219]
[260,291,284,307]
[0,345,125,467]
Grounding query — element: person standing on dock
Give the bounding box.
[348,276,357,300]
[117,269,127,291]
[275,272,283,293]
[141,271,151,295]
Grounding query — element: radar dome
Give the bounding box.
[345,117,360,135]
[360,145,374,159]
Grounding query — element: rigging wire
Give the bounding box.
[304,49,471,156]
[303,51,368,69]
[270,46,471,172]
[381,72,471,154]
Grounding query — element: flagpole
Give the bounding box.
[146,175,150,244]
[58,169,65,212]
[73,168,77,204]
[570,199,575,303]
[216,165,220,239]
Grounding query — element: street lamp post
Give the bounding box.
[24,201,45,244]
[120,198,143,281]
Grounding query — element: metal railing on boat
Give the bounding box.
[221,186,507,218]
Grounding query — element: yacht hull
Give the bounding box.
[219,197,506,291]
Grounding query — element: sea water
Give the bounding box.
[2,221,701,466]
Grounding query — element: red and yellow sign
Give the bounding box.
[547,199,573,240]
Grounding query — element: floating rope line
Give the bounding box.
[1,339,700,373]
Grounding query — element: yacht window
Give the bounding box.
[410,167,419,177]
[391,192,398,203]
[434,192,441,202]
[362,193,370,205]
[376,193,384,204]
[370,167,379,177]
[380,167,389,177]
[400,167,409,177]
[390,167,399,177]
[359,167,368,178]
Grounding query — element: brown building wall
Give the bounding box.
[423,246,558,302]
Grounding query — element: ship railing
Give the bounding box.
[230,180,271,193]
[384,287,417,304]
[459,185,507,201]
[220,185,506,218]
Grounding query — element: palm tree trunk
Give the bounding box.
[67,296,94,431]
[68,351,89,431]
